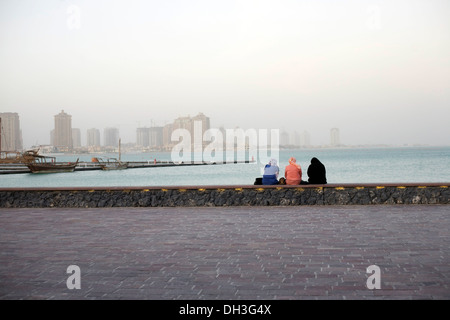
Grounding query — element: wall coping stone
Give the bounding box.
[0,182,448,192]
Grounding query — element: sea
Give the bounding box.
[0,146,449,188]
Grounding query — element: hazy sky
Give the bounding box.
[1,0,449,148]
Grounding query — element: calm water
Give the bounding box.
[1,147,449,188]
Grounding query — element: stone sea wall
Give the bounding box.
[0,184,448,208]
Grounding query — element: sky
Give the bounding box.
[1,0,449,148]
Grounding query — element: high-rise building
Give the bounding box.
[172,116,193,135]
[149,127,163,148]
[192,112,211,137]
[87,128,100,147]
[54,110,73,152]
[152,113,212,150]
[330,128,340,146]
[290,131,300,147]
[136,127,164,149]
[171,113,211,147]
[280,130,290,146]
[0,112,23,151]
[72,128,81,148]
[136,128,150,147]
[104,127,119,147]
[300,130,311,147]
[162,123,173,149]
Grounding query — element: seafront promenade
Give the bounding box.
[1,204,449,300]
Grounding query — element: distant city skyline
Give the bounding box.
[1,1,449,148]
[2,110,353,152]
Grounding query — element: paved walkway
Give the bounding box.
[1,205,449,300]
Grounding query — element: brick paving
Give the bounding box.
[0,205,449,300]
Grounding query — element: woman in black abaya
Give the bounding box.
[307,157,327,184]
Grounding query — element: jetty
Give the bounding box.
[0,160,255,175]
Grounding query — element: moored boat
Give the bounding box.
[0,149,39,164]
[93,157,128,171]
[23,152,79,174]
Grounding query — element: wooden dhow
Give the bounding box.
[23,151,79,174]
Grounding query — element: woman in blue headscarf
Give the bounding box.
[262,158,279,185]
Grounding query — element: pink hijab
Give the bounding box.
[289,157,301,170]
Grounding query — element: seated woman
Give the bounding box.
[262,158,279,185]
[307,157,327,184]
[284,157,302,185]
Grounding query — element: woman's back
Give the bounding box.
[285,163,302,184]
[307,157,327,184]
[263,159,279,185]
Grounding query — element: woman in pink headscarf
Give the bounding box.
[284,157,302,185]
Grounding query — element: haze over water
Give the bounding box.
[1,147,449,188]
[1,0,449,148]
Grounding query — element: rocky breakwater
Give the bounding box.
[0,184,448,208]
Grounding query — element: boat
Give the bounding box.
[1,151,23,164]
[93,138,128,171]
[23,152,79,174]
[94,157,128,171]
[0,150,37,164]
[0,145,41,164]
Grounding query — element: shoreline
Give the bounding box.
[9,144,450,158]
